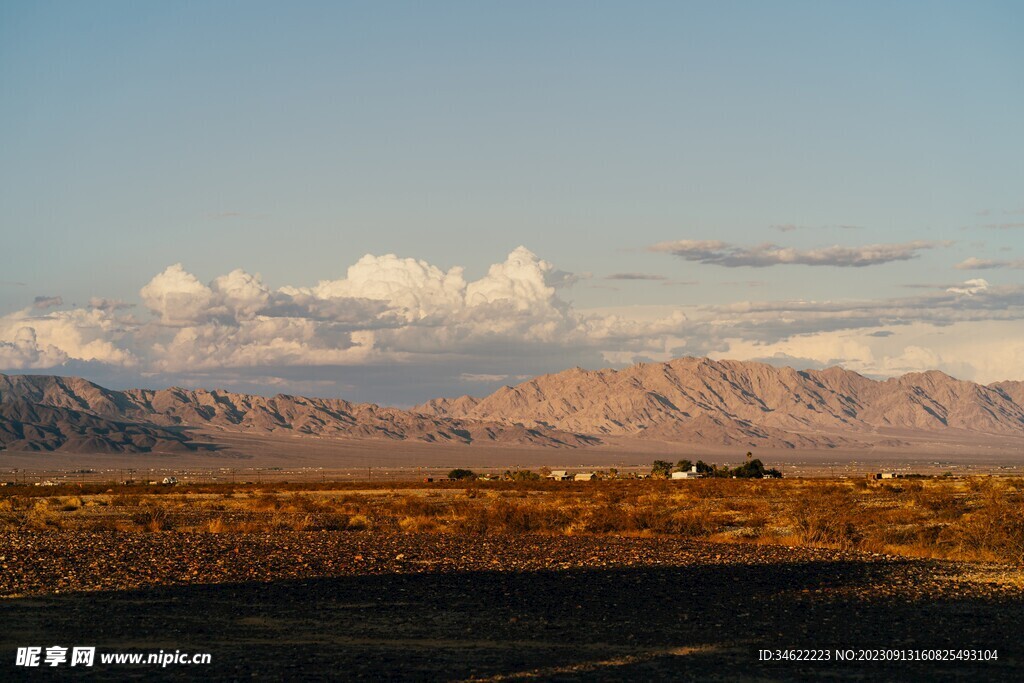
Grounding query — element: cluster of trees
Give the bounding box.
[447,468,551,481]
[449,468,628,482]
[652,454,782,479]
[502,469,541,481]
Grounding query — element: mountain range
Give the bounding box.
[0,373,594,453]
[3,357,1024,454]
[418,358,1024,448]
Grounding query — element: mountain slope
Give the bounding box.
[6,357,1024,455]
[0,374,596,450]
[415,357,1024,445]
[0,400,194,453]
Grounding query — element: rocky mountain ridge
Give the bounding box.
[0,374,596,453]
[4,357,1024,454]
[417,357,1024,448]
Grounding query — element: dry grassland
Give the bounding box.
[3,477,1023,566]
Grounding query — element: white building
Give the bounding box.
[671,465,702,480]
[574,472,596,482]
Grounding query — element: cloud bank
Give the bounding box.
[955,257,1024,270]
[650,240,946,267]
[3,247,1024,402]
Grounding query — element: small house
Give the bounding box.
[671,466,702,480]
[547,470,572,481]
[574,472,596,482]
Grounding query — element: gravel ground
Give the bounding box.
[1,531,1022,681]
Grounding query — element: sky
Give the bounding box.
[1,1,1023,405]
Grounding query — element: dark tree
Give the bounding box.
[651,460,673,478]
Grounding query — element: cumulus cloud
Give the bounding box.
[465,247,561,310]
[0,327,68,369]
[301,253,467,321]
[649,240,946,267]
[129,247,588,374]
[7,245,1024,400]
[0,307,136,370]
[140,264,216,325]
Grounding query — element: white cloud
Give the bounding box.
[0,307,136,369]
[955,257,1024,270]
[211,269,272,320]
[7,246,1024,399]
[0,327,68,369]
[465,246,558,309]
[709,321,1024,384]
[140,263,215,325]
[126,248,585,374]
[300,253,467,321]
[946,278,989,296]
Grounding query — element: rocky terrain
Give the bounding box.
[1,530,1021,680]
[418,357,1024,448]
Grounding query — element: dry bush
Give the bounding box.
[248,493,282,512]
[346,514,371,530]
[57,495,84,512]
[388,495,445,519]
[911,489,968,521]
[204,517,228,533]
[939,488,1024,563]
[788,485,861,548]
[663,504,721,536]
[132,506,172,532]
[399,516,441,533]
[858,509,944,555]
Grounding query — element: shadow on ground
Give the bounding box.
[1,559,1020,681]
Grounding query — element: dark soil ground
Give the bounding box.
[1,532,1021,681]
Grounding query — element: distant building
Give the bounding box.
[871,472,901,480]
[547,470,572,481]
[161,476,178,485]
[574,472,595,482]
[671,466,702,480]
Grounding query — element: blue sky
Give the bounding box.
[1,1,1022,404]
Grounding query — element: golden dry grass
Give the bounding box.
[3,478,1024,565]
